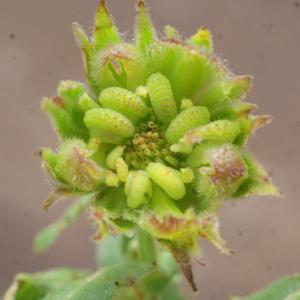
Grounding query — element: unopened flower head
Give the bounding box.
[40,0,279,289]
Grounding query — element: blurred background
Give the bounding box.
[0,0,299,299]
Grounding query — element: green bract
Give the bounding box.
[41,0,279,290]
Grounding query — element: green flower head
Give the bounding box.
[41,0,279,289]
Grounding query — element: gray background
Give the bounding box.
[0,0,300,299]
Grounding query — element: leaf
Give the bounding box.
[42,263,152,300]
[160,281,186,300]
[138,230,156,264]
[3,268,89,300]
[157,251,179,276]
[231,274,300,300]
[34,223,64,254]
[96,235,128,267]
[140,269,171,295]
[96,237,183,299]
[34,196,92,253]
[285,290,300,300]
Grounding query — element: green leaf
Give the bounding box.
[42,263,152,300]
[159,281,186,300]
[285,290,300,300]
[3,268,89,300]
[94,188,126,218]
[157,251,179,276]
[231,274,300,300]
[96,231,182,298]
[96,235,128,267]
[140,269,171,295]
[34,222,63,254]
[138,230,156,264]
[34,196,91,253]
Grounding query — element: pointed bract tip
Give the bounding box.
[35,148,43,158]
[43,187,76,211]
[244,75,254,87]
[171,248,198,292]
[72,22,91,49]
[72,22,85,36]
[72,22,80,30]
[137,0,146,8]
[97,0,108,12]
[254,115,272,129]
[196,27,211,37]
[43,191,59,212]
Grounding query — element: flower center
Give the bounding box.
[124,120,174,169]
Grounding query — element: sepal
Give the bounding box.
[135,0,157,52]
[226,75,253,101]
[93,0,122,50]
[235,115,272,145]
[198,215,233,255]
[234,152,280,198]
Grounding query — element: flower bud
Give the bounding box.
[41,1,280,291]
